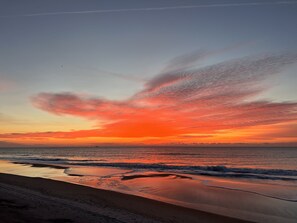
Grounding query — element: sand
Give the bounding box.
[0,173,253,223]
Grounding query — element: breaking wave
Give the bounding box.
[7,156,297,181]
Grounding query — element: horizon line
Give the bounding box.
[1,143,297,149]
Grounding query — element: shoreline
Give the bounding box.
[0,173,252,223]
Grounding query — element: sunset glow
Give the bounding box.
[1,52,297,146]
[1,1,297,146]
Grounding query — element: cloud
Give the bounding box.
[77,66,146,83]
[31,92,137,121]
[138,53,297,101]
[251,123,297,139]
[2,1,297,18]
[1,51,297,141]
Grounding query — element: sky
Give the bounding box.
[0,0,297,146]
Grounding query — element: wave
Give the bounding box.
[67,162,297,180]
[9,156,297,181]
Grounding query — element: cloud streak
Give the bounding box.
[1,1,297,18]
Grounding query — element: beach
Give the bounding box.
[0,172,252,223]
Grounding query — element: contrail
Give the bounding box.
[1,1,297,18]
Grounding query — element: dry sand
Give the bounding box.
[0,173,253,223]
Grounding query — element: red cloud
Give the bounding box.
[1,52,297,142]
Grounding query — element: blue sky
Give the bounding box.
[1,0,297,97]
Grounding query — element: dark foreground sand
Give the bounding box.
[0,173,253,223]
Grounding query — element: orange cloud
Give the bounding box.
[1,52,297,144]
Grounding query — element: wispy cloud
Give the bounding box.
[1,1,297,18]
[77,66,146,83]
[1,50,296,142]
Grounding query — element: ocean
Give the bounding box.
[0,146,297,222]
[0,146,297,179]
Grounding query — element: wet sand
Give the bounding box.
[0,173,251,223]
